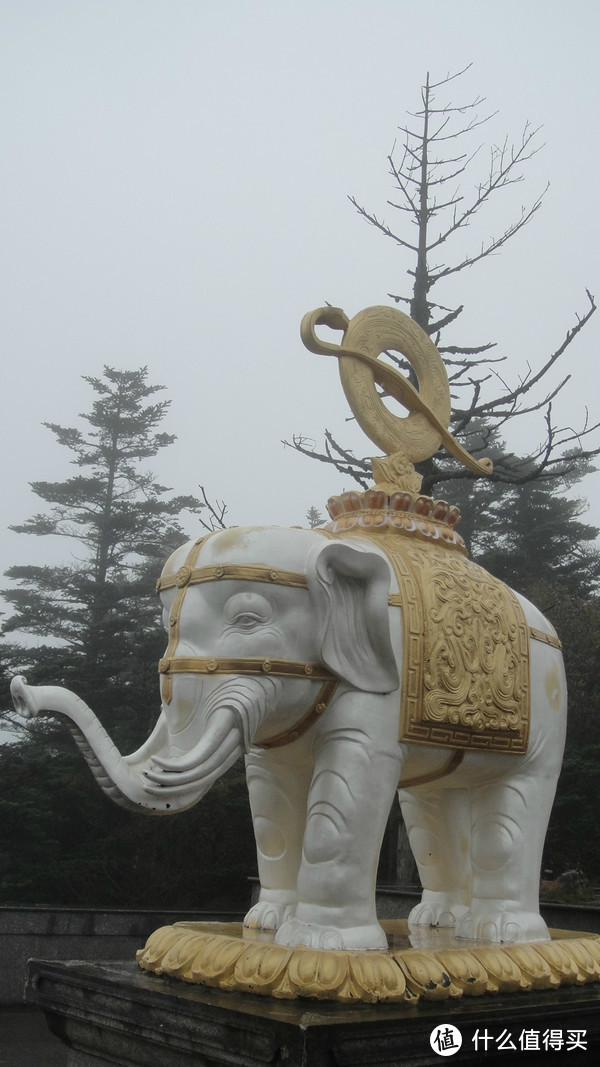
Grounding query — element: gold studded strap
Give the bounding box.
[158,657,335,681]
[529,626,562,650]
[254,678,339,749]
[159,533,218,705]
[157,564,308,593]
[157,655,340,751]
[397,748,464,789]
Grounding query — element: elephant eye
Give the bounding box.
[223,592,274,630]
[233,612,265,630]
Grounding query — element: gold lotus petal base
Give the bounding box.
[136,920,600,1004]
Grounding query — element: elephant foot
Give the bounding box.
[455,902,550,944]
[244,896,296,933]
[408,894,469,930]
[275,916,388,952]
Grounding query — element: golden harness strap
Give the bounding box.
[155,536,339,750]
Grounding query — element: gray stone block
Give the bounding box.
[25,957,600,1066]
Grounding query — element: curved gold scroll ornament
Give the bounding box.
[301,305,493,476]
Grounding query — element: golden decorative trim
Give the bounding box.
[137,920,600,1004]
[387,535,530,752]
[157,564,309,593]
[158,657,334,681]
[326,490,466,554]
[158,535,215,704]
[255,678,339,749]
[530,626,562,651]
[397,748,464,789]
[336,528,531,754]
[372,451,423,495]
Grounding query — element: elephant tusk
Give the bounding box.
[144,729,242,788]
[142,741,242,798]
[150,710,238,775]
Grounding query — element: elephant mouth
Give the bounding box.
[161,657,340,752]
[159,654,339,749]
[194,674,285,752]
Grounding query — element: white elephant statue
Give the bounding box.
[11,492,566,953]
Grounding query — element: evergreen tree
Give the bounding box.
[2,367,201,745]
[471,480,600,603]
[0,367,256,907]
[306,505,325,528]
[444,441,600,605]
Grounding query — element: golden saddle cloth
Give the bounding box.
[380,535,531,752]
[334,523,531,754]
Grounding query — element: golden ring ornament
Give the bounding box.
[301,304,493,477]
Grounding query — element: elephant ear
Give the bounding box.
[306,541,399,693]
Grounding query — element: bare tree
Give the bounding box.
[285,68,598,497]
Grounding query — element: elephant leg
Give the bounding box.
[243,750,311,933]
[275,731,401,951]
[456,771,555,943]
[401,786,471,929]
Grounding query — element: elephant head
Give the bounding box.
[11,527,399,815]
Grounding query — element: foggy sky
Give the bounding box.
[2,0,599,588]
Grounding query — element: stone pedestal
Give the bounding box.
[26,957,600,1066]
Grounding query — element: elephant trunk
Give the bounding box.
[10,672,287,815]
[10,676,174,814]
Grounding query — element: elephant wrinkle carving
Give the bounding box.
[11,514,567,954]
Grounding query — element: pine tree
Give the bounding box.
[442,439,600,605]
[2,367,202,745]
[0,367,256,907]
[306,505,325,528]
[471,480,600,603]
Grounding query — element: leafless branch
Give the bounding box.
[439,344,499,357]
[453,292,597,419]
[282,433,371,489]
[197,486,228,531]
[348,196,418,253]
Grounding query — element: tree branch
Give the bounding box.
[197,486,228,531]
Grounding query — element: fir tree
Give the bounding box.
[306,505,325,528]
[2,366,202,745]
[0,367,256,907]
